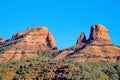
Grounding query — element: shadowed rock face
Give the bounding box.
[88,24,111,42]
[76,32,86,45]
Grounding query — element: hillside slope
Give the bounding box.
[0,26,58,62]
[55,24,120,62]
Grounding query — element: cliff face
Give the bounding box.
[88,24,111,42]
[0,24,120,63]
[0,26,58,62]
[76,32,86,46]
[11,27,57,50]
[55,24,120,63]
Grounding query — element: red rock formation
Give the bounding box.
[0,26,58,62]
[0,38,4,45]
[76,32,86,45]
[88,24,111,42]
[55,24,120,63]
[11,26,58,50]
[0,24,120,63]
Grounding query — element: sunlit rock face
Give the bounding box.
[0,38,4,45]
[0,26,58,62]
[88,24,111,42]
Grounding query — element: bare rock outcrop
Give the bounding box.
[0,38,4,45]
[0,26,58,62]
[11,26,57,50]
[55,24,120,63]
[88,24,111,42]
[76,32,86,45]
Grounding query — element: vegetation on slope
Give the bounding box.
[0,50,119,80]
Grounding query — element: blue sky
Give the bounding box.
[0,0,120,49]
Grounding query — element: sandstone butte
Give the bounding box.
[55,24,120,63]
[0,24,120,63]
[0,26,58,62]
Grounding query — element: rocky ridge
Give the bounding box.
[88,24,111,42]
[0,24,120,63]
[55,24,120,62]
[0,26,58,62]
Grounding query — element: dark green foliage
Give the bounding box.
[104,56,111,59]
[82,54,102,58]
[89,44,114,46]
[67,54,102,59]
[117,56,120,60]
[0,40,21,53]
[0,75,4,80]
[36,50,53,59]
[52,51,61,57]
[12,75,19,80]
[103,63,120,80]
[0,51,119,80]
